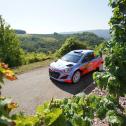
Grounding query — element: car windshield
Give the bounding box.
[61,54,81,63]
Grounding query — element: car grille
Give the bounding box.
[60,75,68,79]
[49,70,60,79]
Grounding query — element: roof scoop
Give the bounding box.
[74,50,83,53]
[66,64,73,67]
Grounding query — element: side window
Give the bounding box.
[81,53,95,63]
[82,56,88,63]
[88,53,95,61]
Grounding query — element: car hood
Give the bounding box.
[50,59,76,70]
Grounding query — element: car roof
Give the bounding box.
[69,49,93,56]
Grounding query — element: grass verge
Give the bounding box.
[14,59,54,74]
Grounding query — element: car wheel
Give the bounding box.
[72,70,81,83]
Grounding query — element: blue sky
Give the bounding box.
[0,0,112,34]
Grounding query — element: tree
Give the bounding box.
[56,37,87,57]
[0,15,25,67]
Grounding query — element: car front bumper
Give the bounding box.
[49,68,72,83]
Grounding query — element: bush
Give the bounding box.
[56,37,87,57]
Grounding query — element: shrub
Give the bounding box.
[56,37,87,57]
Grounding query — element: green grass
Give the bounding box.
[25,52,53,64]
[14,59,54,74]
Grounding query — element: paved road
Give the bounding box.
[2,66,93,115]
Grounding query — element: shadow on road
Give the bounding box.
[50,72,94,95]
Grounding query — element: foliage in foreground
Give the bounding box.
[1,94,126,126]
[34,95,126,126]
[93,0,126,101]
[0,63,16,88]
[0,63,17,126]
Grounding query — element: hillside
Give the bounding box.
[15,29,26,34]
[18,32,105,53]
[15,28,110,39]
[61,29,110,39]
[86,29,110,39]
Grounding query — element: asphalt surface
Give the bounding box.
[2,66,93,115]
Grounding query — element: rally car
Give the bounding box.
[49,50,103,83]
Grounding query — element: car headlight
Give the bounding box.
[64,68,72,73]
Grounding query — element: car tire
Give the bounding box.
[72,70,81,84]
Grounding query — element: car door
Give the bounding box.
[79,53,94,74]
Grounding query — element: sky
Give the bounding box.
[0,0,112,34]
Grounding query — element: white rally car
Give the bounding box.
[49,50,103,83]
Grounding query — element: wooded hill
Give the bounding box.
[18,32,105,53]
